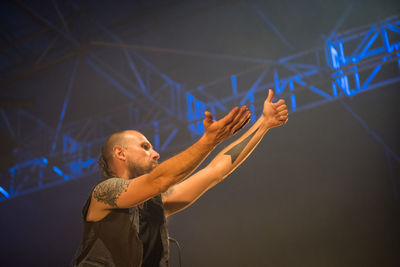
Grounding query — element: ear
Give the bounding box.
[113,145,126,161]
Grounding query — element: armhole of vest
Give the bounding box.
[82,181,102,221]
[82,188,112,223]
[82,193,92,220]
[83,178,138,223]
[83,193,116,223]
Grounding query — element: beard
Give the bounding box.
[128,160,159,179]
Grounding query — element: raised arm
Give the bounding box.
[162,89,288,217]
[87,106,250,219]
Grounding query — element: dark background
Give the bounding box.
[1,87,399,266]
[0,0,399,266]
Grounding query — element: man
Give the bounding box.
[73,89,288,266]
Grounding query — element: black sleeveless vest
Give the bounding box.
[72,193,169,267]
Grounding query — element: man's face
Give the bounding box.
[123,131,160,178]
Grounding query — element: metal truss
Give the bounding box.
[0,0,191,200]
[1,13,399,201]
[186,16,400,128]
[0,0,82,83]
[185,15,400,198]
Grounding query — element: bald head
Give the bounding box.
[99,130,144,178]
[103,130,139,155]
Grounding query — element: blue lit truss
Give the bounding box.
[186,16,400,130]
[0,16,399,201]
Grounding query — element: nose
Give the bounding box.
[151,150,160,161]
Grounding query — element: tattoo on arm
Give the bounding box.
[224,127,260,164]
[93,178,131,208]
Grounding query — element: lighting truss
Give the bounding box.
[186,16,400,134]
[0,15,399,201]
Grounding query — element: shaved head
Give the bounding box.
[99,130,141,178]
[99,130,159,179]
[102,131,140,158]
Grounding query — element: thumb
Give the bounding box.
[266,89,274,103]
[204,111,213,126]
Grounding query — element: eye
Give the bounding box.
[142,143,150,150]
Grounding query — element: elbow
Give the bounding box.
[159,183,169,194]
[146,168,174,194]
[152,176,173,194]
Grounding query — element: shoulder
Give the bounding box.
[92,178,132,208]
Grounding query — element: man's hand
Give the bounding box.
[202,106,251,146]
[262,89,288,128]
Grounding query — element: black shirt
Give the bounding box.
[72,197,143,267]
[139,196,165,267]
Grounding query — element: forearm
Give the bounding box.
[208,115,270,181]
[149,135,216,192]
[162,116,271,216]
[162,90,288,216]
